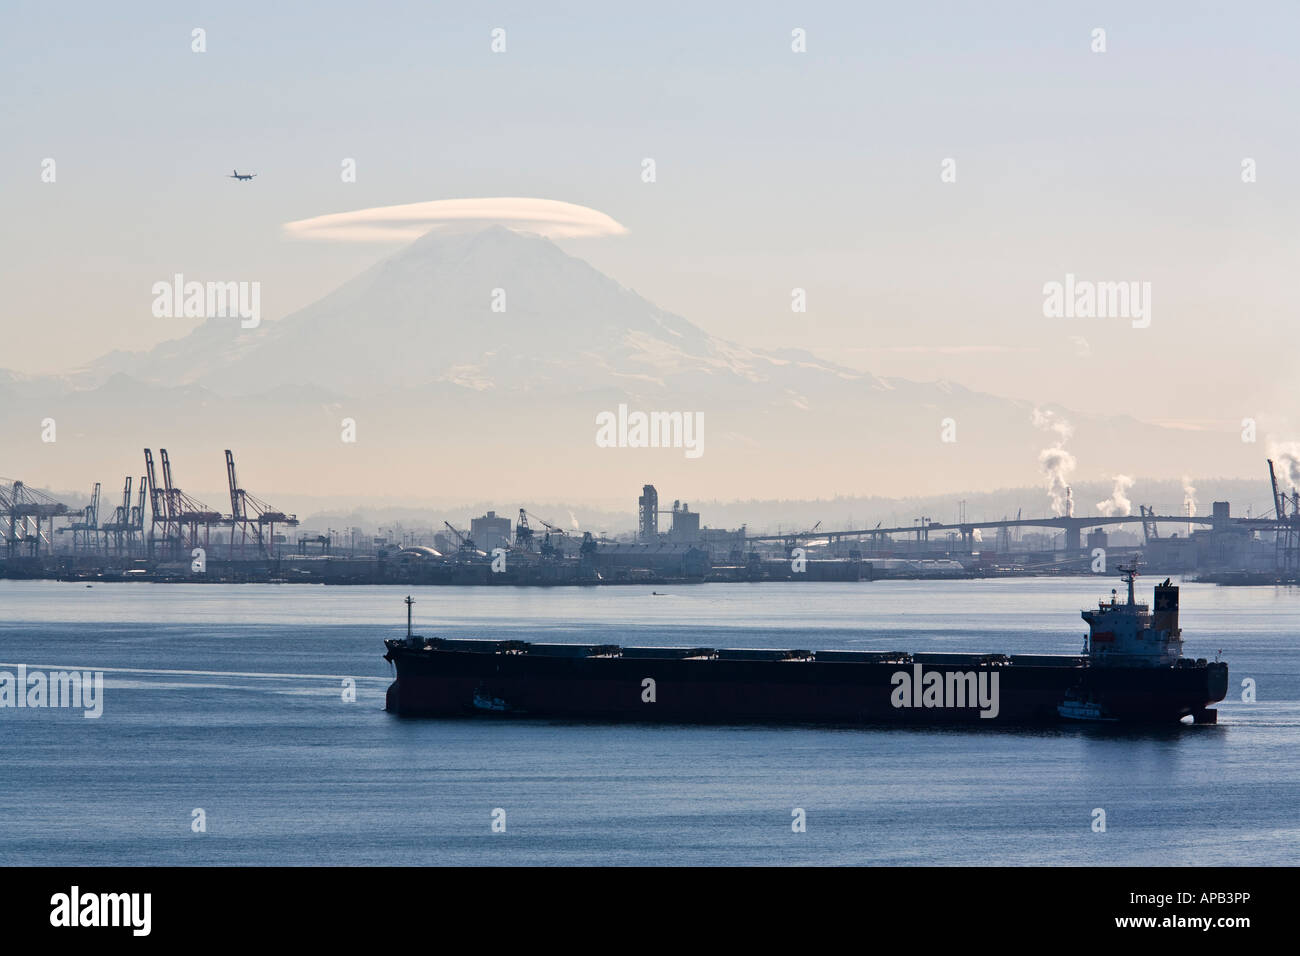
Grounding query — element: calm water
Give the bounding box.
[0,578,1296,866]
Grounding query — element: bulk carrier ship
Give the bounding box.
[383,565,1228,725]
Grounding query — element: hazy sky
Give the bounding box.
[3,1,1297,434]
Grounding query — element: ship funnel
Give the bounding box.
[1153,578,1179,637]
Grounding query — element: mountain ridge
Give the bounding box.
[0,225,1259,502]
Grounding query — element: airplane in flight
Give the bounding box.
[227,169,257,181]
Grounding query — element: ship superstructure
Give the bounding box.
[1082,564,1182,667]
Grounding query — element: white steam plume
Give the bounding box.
[1096,474,1134,517]
[1031,407,1073,443]
[1271,442,1300,491]
[1181,475,1198,516]
[1033,409,1076,516]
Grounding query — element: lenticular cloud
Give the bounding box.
[283,197,628,242]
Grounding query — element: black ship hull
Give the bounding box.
[383,641,1228,725]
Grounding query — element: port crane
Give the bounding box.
[143,448,222,558]
[442,521,480,557]
[57,481,102,553]
[225,449,298,559]
[1139,505,1160,544]
[514,509,569,556]
[514,509,533,550]
[1268,459,1299,572]
[100,477,138,556]
[0,479,69,559]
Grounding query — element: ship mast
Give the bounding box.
[1117,560,1141,605]
[405,595,414,638]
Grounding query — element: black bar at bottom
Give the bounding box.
[0,865,1276,942]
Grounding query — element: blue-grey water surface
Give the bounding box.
[0,578,1295,865]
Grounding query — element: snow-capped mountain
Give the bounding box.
[0,227,1239,505]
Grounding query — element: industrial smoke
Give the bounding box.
[1096,475,1135,517]
[1033,409,1076,517]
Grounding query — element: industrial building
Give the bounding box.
[469,511,512,551]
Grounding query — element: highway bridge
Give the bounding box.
[747,512,1278,553]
